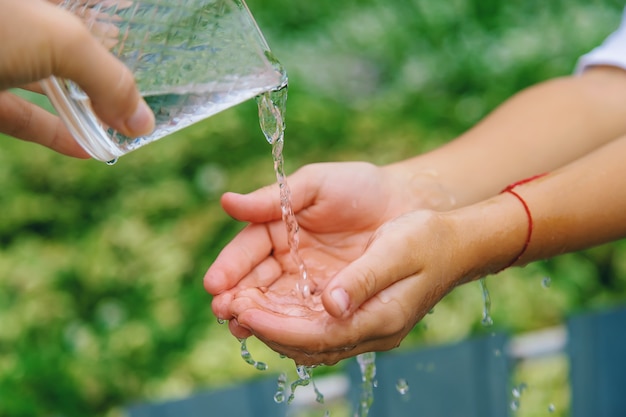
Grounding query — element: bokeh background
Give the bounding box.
[2,0,626,416]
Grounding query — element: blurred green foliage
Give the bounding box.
[1,0,626,416]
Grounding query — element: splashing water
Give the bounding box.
[548,403,556,413]
[256,86,310,298]
[274,372,287,403]
[479,278,493,327]
[395,378,409,395]
[542,276,552,288]
[511,399,520,412]
[287,365,325,404]
[239,338,268,371]
[286,366,311,404]
[274,366,325,406]
[355,352,377,417]
[510,382,527,412]
[512,382,527,398]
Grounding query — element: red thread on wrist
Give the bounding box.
[496,173,548,273]
[501,173,548,191]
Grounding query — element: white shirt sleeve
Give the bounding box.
[575,8,626,74]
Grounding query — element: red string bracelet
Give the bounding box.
[496,173,548,273]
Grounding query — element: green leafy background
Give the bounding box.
[1,0,626,416]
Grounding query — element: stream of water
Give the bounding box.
[256,86,311,299]
[255,82,386,416]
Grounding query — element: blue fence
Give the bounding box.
[125,306,626,417]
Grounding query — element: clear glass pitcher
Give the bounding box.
[42,0,287,162]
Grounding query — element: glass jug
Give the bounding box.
[42,0,287,162]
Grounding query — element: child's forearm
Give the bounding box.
[387,66,626,209]
[448,133,626,281]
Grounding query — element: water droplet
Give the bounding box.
[239,339,267,371]
[273,373,287,403]
[548,403,556,413]
[542,276,551,288]
[356,353,376,416]
[315,389,325,404]
[106,158,118,165]
[493,349,502,357]
[302,283,311,298]
[510,382,527,412]
[296,364,310,379]
[479,278,493,327]
[216,318,225,325]
[357,352,377,382]
[395,378,409,395]
[512,383,527,398]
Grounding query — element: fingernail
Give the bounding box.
[126,100,154,136]
[331,288,350,316]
